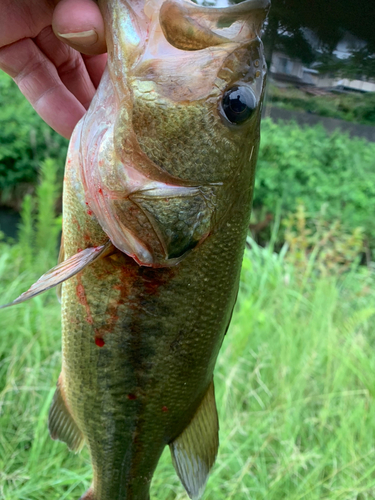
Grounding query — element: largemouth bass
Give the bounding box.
[2,0,269,498]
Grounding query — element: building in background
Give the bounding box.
[270,35,375,93]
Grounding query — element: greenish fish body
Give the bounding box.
[3,0,269,498]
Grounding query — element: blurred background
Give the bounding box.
[1,0,375,499]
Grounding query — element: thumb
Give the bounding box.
[52,0,107,56]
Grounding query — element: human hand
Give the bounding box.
[0,0,107,139]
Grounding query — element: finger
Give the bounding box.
[52,0,107,56]
[35,26,96,109]
[82,53,108,88]
[0,0,53,47]
[0,38,85,138]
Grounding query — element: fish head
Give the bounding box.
[81,0,270,266]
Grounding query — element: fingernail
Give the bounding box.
[58,29,98,46]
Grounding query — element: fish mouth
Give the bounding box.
[158,0,270,51]
[131,0,269,102]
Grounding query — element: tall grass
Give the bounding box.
[1,175,375,499]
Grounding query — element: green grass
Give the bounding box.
[1,238,375,499]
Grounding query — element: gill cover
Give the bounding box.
[77,0,269,267]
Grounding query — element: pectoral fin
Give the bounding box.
[170,381,219,500]
[56,232,65,303]
[0,240,114,309]
[48,377,84,452]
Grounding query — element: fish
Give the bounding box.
[1,0,270,498]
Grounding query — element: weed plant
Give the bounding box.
[283,203,364,276]
[254,119,375,252]
[1,175,375,499]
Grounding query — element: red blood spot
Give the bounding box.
[77,248,82,253]
[87,210,93,216]
[162,406,168,413]
[127,393,137,400]
[76,284,86,303]
[85,201,89,205]
[95,338,105,347]
[72,217,81,230]
[98,188,103,194]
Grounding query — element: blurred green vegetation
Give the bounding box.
[0,72,68,208]
[283,203,364,276]
[253,119,375,254]
[0,170,374,499]
[268,85,375,125]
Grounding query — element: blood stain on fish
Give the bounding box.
[71,216,80,231]
[76,276,94,325]
[95,338,105,347]
[141,267,176,297]
[127,393,137,400]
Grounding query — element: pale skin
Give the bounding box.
[0,0,107,139]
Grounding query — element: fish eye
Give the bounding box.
[222,86,257,125]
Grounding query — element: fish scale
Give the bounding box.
[61,175,244,498]
[1,0,270,497]
[132,97,239,182]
